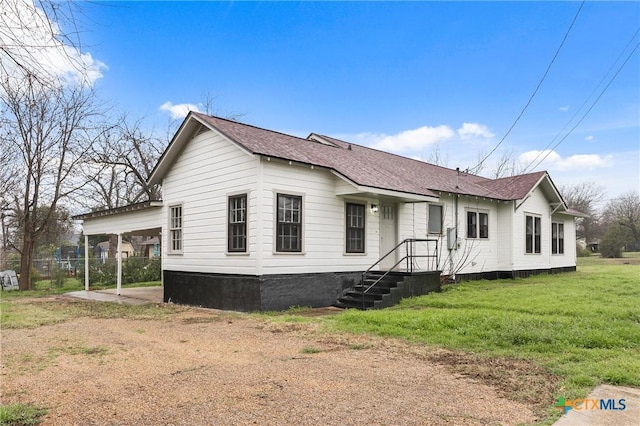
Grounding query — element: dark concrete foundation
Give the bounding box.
[163,270,361,312]
[456,266,576,282]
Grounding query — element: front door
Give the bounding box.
[379,204,398,269]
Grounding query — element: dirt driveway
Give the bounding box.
[1,300,550,425]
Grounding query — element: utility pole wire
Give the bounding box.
[521,26,640,175]
[525,41,640,173]
[470,1,585,174]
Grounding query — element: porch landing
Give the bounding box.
[65,287,163,305]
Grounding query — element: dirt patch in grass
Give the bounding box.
[1,302,553,425]
[426,350,560,419]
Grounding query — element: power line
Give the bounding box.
[521,26,640,174]
[524,40,640,173]
[470,1,585,173]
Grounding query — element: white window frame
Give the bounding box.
[428,204,443,235]
[168,204,183,255]
[275,193,304,253]
[552,222,565,255]
[525,214,542,254]
[466,209,489,239]
[228,193,248,253]
[345,202,366,254]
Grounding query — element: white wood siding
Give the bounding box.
[161,130,259,274]
[455,197,500,274]
[82,208,163,236]
[551,214,577,268]
[259,158,381,274]
[512,188,554,270]
[496,202,514,270]
[430,195,515,275]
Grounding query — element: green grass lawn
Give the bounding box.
[1,278,165,328]
[0,278,161,300]
[326,255,640,411]
[2,254,638,424]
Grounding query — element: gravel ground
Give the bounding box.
[1,306,542,425]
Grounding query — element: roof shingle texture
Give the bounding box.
[194,112,545,201]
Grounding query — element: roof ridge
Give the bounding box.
[194,112,328,147]
[315,133,489,180]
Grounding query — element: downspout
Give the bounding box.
[450,168,460,278]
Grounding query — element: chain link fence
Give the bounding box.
[2,254,161,288]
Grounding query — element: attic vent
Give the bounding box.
[307,134,340,148]
[196,125,210,136]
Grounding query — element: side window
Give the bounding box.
[346,202,365,253]
[479,212,489,238]
[526,215,542,254]
[428,204,443,234]
[169,204,183,253]
[467,210,488,239]
[552,222,564,254]
[467,211,477,238]
[276,194,302,252]
[228,194,247,252]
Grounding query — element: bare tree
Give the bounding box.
[560,182,606,244]
[425,142,449,167]
[82,117,164,210]
[491,149,525,179]
[0,0,102,87]
[1,72,102,289]
[601,191,640,247]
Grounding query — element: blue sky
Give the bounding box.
[74,1,638,205]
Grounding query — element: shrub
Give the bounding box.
[51,267,67,288]
[576,244,592,257]
[75,256,161,286]
[600,227,624,258]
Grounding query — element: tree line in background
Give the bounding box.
[1,1,639,291]
[560,183,640,258]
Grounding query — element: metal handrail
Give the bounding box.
[360,238,439,309]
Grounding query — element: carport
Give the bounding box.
[72,201,164,296]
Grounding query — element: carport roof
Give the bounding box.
[72,200,163,220]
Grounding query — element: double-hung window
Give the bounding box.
[276,194,302,252]
[428,204,443,234]
[169,204,183,253]
[228,194,247,252]
[346,203,365,253]
[552,222,564,254]
[466,211,488,239]
[526,215,542,254]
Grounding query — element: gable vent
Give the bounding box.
[196,125,210,136]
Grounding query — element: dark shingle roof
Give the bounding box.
[191,112,549,201]
[474,171,547,200]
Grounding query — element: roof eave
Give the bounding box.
[72,200,164,221]
[331,171,439,202]
[148,111,201,186]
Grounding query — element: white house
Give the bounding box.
[74,112,580,311]
[94,240,135,262]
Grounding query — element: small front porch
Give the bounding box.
[336,238,442,310]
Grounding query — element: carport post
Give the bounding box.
[116,233,122,296]
[84,235,89,291]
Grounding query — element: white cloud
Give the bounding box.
[457,122,494,140]
[159,101,202,119]
[558,154,614,170]
[0,0,106,86]
[585,135,594,141]
[559,105,570,112]
[371,125,455,152]
[518,150,613,171]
